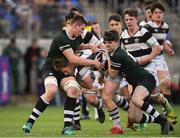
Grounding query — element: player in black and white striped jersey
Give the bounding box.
[122,8,176,130]
[139,4,152,27]
[144,3,176,124]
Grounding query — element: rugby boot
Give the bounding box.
[61,126,74,135]
[140,123,147,131]
[110,125,124,134]
[72,124,81,131]
[22,122,33,134]
[97,107,105,123]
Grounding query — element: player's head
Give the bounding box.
[65,11,77,26]
[108,14,122,34]
[151,3,165,22]
[144,4,152,21]
[104,30,119,52]
[52,56,75,75]
[65,8,80,26]
[124,8,138,30]
[70,14,87,36]
[91,21,102,39]
[70,7,80,13]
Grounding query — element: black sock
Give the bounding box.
[73,99,80,126]
[113,94,129,111]
[141,102,160,118]
[27,97,49,125]
[140,113,155,123]
[64,97,76,128]
[154,114,167,124]
[81,94,89,116]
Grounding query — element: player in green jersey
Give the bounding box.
[104,29,171,135]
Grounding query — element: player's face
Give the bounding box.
[91,24,101,35]
[104,41,117,52]
[145,9,152,21]
[60,64,75,76]
[109,20,122,34]
[125,14,138,30]
[74,23,86,36]
[152,8,164,22]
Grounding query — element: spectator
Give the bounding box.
[31,4,41,38]
[37,48,47,97]
[24,38,40,94]
[2,37,22,95]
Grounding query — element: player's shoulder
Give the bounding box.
[139,20,147,27]
[162,21,169,29]
[53,29,67,40]
[139,26,149,34]
[113,46,125,57]
[121,29,128,38]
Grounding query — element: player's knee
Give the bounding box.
[44,76,58,97]
[64,80,80,98]
[131,97,141,108]
[160,78,171,88]
[45,85,58,97]
[102,92,111,105]
[66,88,79,98]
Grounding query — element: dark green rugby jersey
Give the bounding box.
[110,47,150,85]
[45,29,83,64]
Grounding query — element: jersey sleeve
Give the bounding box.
[81,30,101,45]
[53,35,71,52]
[142,28,159,47]
[110,49,122,70]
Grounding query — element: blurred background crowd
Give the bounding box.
[0,0,180,106]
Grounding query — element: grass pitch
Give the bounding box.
[0,105,180,137]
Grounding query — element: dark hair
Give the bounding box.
[124,8,138,17]
[71,14,88,25]
[145,4,152,11]
[70,7,79,13]
[52,56,69,69]
[108,14,122,23]
[104,30,119,42]
[151,3,165,13]
[65,11,77,22]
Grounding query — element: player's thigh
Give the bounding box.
[103,80,119,97]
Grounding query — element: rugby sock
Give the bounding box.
[27,97,49,125]
[73,99,81,126]
[141,102,160,118]
[162,97,173,116]
[113,94,129,111]
[81,94,89,116]
[140,113,155,123]
[164,94,171,103]
[90,97,102,110]
[108,107,120,126]
[141,102,166,123]
[64,97,76,128]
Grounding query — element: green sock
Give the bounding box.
[163,98,173,116]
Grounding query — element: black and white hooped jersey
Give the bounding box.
[81,30,101,46]
[139,20,148,27]
[145,21,169,46]
[121,27,159,59]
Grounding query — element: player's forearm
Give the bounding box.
[69,55,95,67]
[137,46,161,64]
